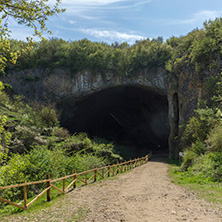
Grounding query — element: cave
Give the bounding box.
[62,86,169,156]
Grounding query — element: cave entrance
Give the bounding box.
[62,86,169,157]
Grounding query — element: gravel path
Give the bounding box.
[2,157,222,222]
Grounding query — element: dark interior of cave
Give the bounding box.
[62,86,169,156]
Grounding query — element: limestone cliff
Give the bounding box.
[1,66,212,158]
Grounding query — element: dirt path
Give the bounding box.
[2,157,222,222]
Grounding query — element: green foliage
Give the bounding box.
[181,149,197,171]
[183,152,222,183]
[9,37,172,75]
[51,127,70,139]
[168,18,222,73]
[37,106,59,127]
[0,142,117,208]
[0,87,124,209]
[206,123,222,152]
[0,0,65,73]
[182,108,219,147]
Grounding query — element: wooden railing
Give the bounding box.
[0,152,152,210]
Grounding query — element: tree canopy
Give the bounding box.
[7,37,173,76]
[0,0,65,73]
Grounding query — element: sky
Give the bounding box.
[8,0,222,44]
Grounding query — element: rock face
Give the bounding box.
[167,68,211,158]
[2,67,203,157]
[4,68,167,101]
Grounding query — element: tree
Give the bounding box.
[0,0,65,73]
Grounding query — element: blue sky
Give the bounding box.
[9,0,222,44]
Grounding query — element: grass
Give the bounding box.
[0,159,138,220]
[167,158,222,205]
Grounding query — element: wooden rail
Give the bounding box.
[0,152,152,210]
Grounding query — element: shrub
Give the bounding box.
[182,108,219,147]
[11,125,47,153]
[191,140,207,156]
[52,127,70,139]
[181,150,197,171]
[207,123,222,152]
[187,152,222,183]
[38,106,59,127]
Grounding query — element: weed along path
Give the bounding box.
[2,157,222,222]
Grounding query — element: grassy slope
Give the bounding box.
[168,159,222,205]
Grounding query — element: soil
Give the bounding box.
[2,157,222,222]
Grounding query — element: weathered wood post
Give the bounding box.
[24,180,27,209]
[74,169,77,189]
[94,166,97,182]
[102,168,104,178]
[117,162,119,174]
[85,172,88,185]
[63,175,66,192]
[46,174,51,202]
[108,164,110,177]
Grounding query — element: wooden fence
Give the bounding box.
[0,152,152,210]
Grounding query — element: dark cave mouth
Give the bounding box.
[62,86,169,154]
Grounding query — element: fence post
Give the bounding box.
[124,160,127,171]
[46,174,51,202]
[117,162,119,174]
[94,166,97,182]
[102,168,104,178]
[63,175,66,192]
[24,180,27,209]
[85,172,88,185]
[74,169,77,189]
[108,164,110,177]
[130,159,132,169]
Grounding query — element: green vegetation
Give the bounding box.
[168,160,222,205]
[0,84,124,213]
[0,0,65,73]
[166,18,222,74]
[175,74,222,187]
[164,18,222,193]
[6,37,172,76]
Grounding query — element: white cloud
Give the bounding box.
[80,28,145,43]
[54,0,152,13]
[69,20,76,24]
[60,0,127,5]
[172,10,221,25]
[50,0,127,7]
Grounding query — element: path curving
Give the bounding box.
[2,157,222,222]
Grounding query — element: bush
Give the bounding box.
[186,152,222,183]
[181,149,197,171]
[207,123,222,152]
[52,127,70,139]
[38,106,59,127]
[182,108,219,147]
[191,140,207,156]
[11,125,47,153]
[0,144,109,208]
